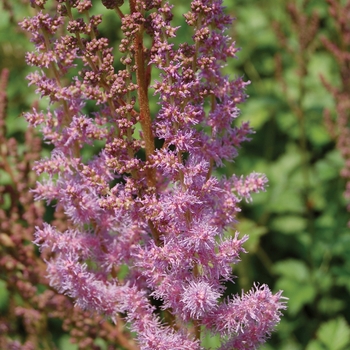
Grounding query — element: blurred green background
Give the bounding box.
[1,0,350,349]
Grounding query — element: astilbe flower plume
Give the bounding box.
[20,0,287,348]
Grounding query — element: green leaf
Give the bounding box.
[95,338,108,350]
[240,97,275,130]
[318,297,345,315]
[305,339,325,350]
[261,343,301,350]
[276,111,299,136]
[0,280,9,313]
[273,259,310,281]
[315,150,344,181]
[267,189,304,214]
[275,278,315,316]
[317,318,350,350]
[333,263,350,292]
[235,218,267,252]
[271,215,307,234]
[201,329,221,349]
[307,120,331,146]
[58,335,78,350]
[267,144,303,183]
[273,260,316,315]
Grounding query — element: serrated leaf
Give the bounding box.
[317,318,350,350]
[275,278,315,316]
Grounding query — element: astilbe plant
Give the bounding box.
[20,0,287,348]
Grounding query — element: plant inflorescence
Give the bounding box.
[19,0,287,348]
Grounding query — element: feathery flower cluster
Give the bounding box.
[20,0,286,348]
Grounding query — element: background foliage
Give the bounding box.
[1,0,350,349]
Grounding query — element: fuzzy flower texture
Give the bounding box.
[21,0,286,349]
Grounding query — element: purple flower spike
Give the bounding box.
[21,0,286,348]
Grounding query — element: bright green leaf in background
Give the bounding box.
[317,318,350,350]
